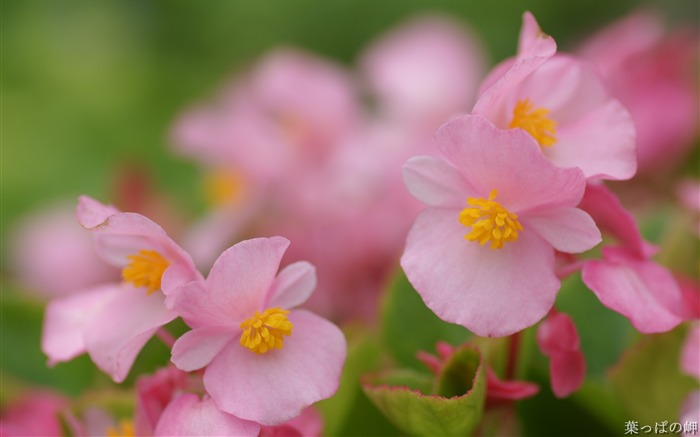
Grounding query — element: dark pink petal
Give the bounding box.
[536,312,580,355]
[41,284,119,366]
[401,208,559,337]
[153,394,260,437]
[549,350,586,398]
[260,407,323,437]
[134,366,189,437]
[681,324,700,380]
[266,261,317,310]
[170,326,235,371]
[523,207,601,253]
[402,156,475,207]
[204,310,346,426]
[486,367,539,407]
[83,285,177,383]
[434,115,586,214]
[582,247,684,333]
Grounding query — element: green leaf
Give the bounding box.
[608,326,698,425]
[362,344,486,437]
[381,269,471,369]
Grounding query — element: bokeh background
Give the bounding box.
[2,1,699,436]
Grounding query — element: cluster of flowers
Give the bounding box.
[3,9,698,437]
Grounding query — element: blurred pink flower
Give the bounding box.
[0,390,67,437]
[134,366,190,436]
[474,12,637,180]
[360,14,486,127]
[169,237,346,425]
[681,324,700,380]
[9,202,119,297]
[153,394,260,437]
[677,179,700,237]
[579,11,699,175]
[401,115,600,337]
[536,311,585,398]
[259,407,324,437]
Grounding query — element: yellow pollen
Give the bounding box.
[509,98,557,147]
[122,249,169,294]
[203,169,246,207]
[240,307,293,354]
[459,189,523,250]
[106,419,134,437]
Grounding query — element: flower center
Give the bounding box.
[459,189,523,250]
[240,307,293,354]
[106,419,134,437]
[122,249,170,294]
[509,98,557,147]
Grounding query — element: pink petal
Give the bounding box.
[523,207,601,253]
[517,12,557,60]
[204,310,346,426]
[582,247,684,333]
[153,394,260,437]
[486,367,539,407]
[401,208,559,337]
[549,350,586,398]
[76,195,119,229]
[402,156,474,207]
[134,366,189,436]
[266,261,317,310]
[170,326,235,372]
[536,312,581,355]
[434,115,586,214]
[42,284,119,366]
[84,285,177,382]
[261,407,323,437]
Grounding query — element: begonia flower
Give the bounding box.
[536,311,586,398]
[42,196,201,382]
[0,390,67,437]
[134,366,190,436]
[169,237,346,425]
[153,394,260,437]
[259,407,323,437]
[401,115,600,337]
[360,14,485,126]
[473,12,637,181]
[579,11,699,175]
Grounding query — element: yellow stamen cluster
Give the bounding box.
[122,249,170,294]
[106,420,134,437]
[240,307,293,354]
[459,189,523,250]
[509,98,557,147]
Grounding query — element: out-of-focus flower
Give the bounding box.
[360,15,485,127]
[134,366,190,436]
[579,11,699,175]
[259,407,324,437]
[42,196,202,382]
[677,179,700,237]
[169,237,346,425]
[153,394,260,437]
[536,311,585,398]
[473,12,637,181]
[9,202,119,297]
[401,115,600,337]
[0,390,67,437]
[485,367,539,407]
[681,324,700,380]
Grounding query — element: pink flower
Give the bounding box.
[42,196,202,382]
[579,11,699,175]
[401,115,600,337]
[536,311,586,398]
[9,202,119,297]
[485,367,539,407]
[134,366,190,436]
[169,237,346,425]
[473,12,637,181]
[0,390,67,437]
[259,407,323,437]
[360,14,485,126]
[153,394,260,437]
[681,324,700,380]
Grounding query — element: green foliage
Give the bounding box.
[363,345,486,437]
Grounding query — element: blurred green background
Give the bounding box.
[1,1,699,434]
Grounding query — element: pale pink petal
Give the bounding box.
[76,195,119,229]
[434,115,586,214]
[523,207,601,253]
[680,392,700,437]
[204,310,346,426]
[681,324,700,380]
[579,183,651,257]
[582,247,684,333]
[402,156,474,207]
[266,261,316,310]
[517,12,557,60]
[549,98,637,180]
[41,284,119,366]
[170,326,235,372]
[549,351,586,398]
[83,285,177,382]
[153,394,260,437]
[401,208,559,337]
